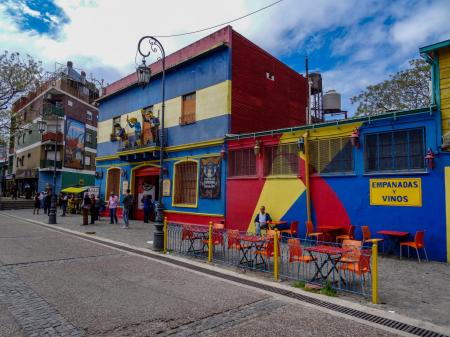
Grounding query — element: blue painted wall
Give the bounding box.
[99,47,231,122]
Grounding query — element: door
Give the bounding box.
[133,166,160,220]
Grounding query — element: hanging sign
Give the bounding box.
[199,157,221,199]
[370,178,422,207]
[163,179,171,197]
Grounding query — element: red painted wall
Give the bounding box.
[231,32,308,134]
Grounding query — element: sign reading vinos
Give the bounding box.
[370,178,422,207]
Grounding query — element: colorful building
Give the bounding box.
[95,26,308,222]
[8,61,98,196]
[226,39,450,262]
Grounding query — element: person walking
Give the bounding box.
[90,194,97,224]
[82,192,91,225]
[142,195,154,223]
[33,193,40,215]
[61,193,68,216]
[39,191,45,211]
[122,189,133,229]
[44,191,51,215]
[108,192,119,224]
[95,196,102,221]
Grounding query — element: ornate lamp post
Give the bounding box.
[136,36,166,251]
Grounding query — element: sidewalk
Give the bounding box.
[2,209,450,328]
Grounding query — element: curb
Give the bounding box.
[1,212,449,337]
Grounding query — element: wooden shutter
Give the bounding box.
[180,93,196,125]
[174,161,198,205]
[106,168,120,197]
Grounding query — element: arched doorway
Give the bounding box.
[132,165,160,220]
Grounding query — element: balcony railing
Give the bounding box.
[42,132,63,143]
[40,160,62,169]
[43,104,64,117]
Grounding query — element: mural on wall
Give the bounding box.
[64,118,85,169]
[199,157,221,199]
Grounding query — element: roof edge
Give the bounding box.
[419,39,450,54]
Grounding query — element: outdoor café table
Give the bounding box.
[317,225,347,242]
[187,226,209,254]
[268,220,287,229]
[239,235,266,267]
[304,245,351,284]
[377,230,409,255]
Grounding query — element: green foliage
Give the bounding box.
[320,281,338,297]
[0,51,43,140]
[293,280,306,288]
[351,59,431,116]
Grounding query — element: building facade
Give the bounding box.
[8,61,98,196]
[225,39,450,262]
[95,26,308,222]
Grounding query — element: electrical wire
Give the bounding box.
[152,0,283,38]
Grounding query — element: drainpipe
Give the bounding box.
[303,131,311,223]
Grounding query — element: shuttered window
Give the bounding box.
[264,143,298,176]
[174,161,198,205]
[106,168,120,198]
[310,137,354,174]
[180,92,196,125]
[365,128,425,172]
[228,148,257,177]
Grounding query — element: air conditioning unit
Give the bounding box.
[442,132,450,149]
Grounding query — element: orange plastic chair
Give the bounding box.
[305,221,323,241]
[266,229,281,240]
[254,237,280,268]
[203,224,225,255]
[340,239,362,264]
[336,225,355,242]
[213,223,225,230]
[400,230,428,262]
[287,238,316,263]
[339,248,372,292]
[280,221,299,238]
[180,225,194,251]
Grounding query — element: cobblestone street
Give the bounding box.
[0,212,434,337]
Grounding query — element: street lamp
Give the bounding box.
[37,114,59,225]
[136,35,166,251]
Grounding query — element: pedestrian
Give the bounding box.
[95,196,101,221]
[90,194,97,224]
[142,195,154,223]
[108,192,118,224]
[33,193,40,215]
[44,191,52,215]
[82,192,91,226]
[61,193,68,216]
[39,191,44,211]
[11,184,17,200]
[122,189,133,229]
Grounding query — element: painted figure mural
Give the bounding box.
[64,118,85,169]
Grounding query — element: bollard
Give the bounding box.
[208,221,213,263]
[372,241,378,304]
[274,229,279,281]
[163,217,168,254]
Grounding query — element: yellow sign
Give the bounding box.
[370,178,422,207]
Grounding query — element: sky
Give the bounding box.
[1,0,450,115]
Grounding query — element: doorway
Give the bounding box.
[133,166,160,220]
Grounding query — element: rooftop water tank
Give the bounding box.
[323,90,341,112]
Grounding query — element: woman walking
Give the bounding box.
[33,193,40,215]
[82,192,91,226]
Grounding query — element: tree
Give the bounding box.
[0,51,43,137]
[351,59,431,116]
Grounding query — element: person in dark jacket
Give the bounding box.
[33,193,40,215]
[90,194,97,224]
[82,192,91,225]
[61,193,68,217]
[254,206,272,236]
[142,195,154,223]
[44,191,52,215]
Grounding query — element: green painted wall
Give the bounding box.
[60,171,95,189]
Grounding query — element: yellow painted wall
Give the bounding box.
[280,122,362,143]
[247,178,306,233]
[445,167,450,262]
[97,80,231,145]
[440,47,450,135]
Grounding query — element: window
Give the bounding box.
[180,92,196,125]
[112,116,121,136]
[228,148,257,177]
[84,155,91,166]
[310,137,354,174]
[86,110,93,121]
[365,129,425,172]
[173,161,198,206]
[264,143,298,176]
[86,132,93,143]
[106,168,120,198]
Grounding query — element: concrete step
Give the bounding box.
[0,199,35,210]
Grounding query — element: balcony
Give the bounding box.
[42,131,64,143]
[40,160,62,169]
[43,104,64,117]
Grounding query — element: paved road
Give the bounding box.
[0,214,405,336]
